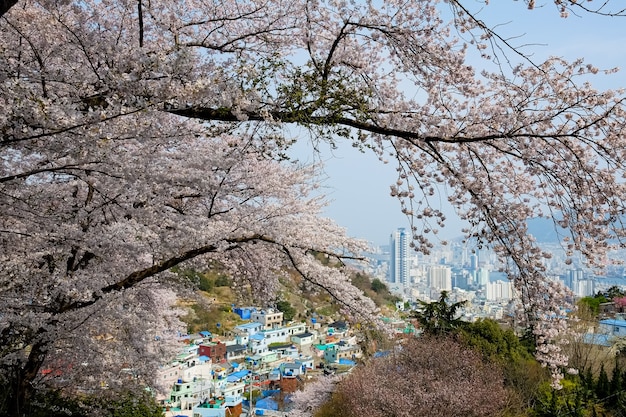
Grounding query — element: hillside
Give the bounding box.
[177,265,398,333]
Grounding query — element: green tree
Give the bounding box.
[214,274,231,287]
[581,367,595,393]
[460,319,546,411]
[276,300,296,322]
[412,291,467,335]
[605,286,625,300]
[610,359,622,397]
[596,364,610,401]
[578,296,605,317]
[534,379,591,417]
[370,279,387,293]
[461,319,532,362]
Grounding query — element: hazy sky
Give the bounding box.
[291,2,626,247]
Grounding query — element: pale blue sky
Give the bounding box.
[291,2,626,247]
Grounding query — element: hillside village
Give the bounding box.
[159,306,385,417]
[158,288,626,417]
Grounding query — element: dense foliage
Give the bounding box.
[351,273,400,308]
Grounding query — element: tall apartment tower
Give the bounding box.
[389,228,410,285]
[428,265,452,292]
[566,268,585,291]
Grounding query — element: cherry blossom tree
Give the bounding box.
[3,0,626,413]
[0,3,380,412]
[333,336,511,417]
[615,296,626,310]
[0,115,378,415]
[288,375,341,417]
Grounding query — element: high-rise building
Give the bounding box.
[389,228,409,285]
[451,243,469,267]
[476,267,490,287]
[566,268,585,291]
[470,254,478,271]
[486,280,513,301]
[428,265,452,292]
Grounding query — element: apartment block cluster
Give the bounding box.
[375,228,626,322]
[159,307,362,417]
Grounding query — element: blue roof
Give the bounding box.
[583,333,611,347]
[199,330,212,337]
[250,333,265,341]
[255,397,279,411]
[338,359,356,366]
[198,355,209,363]
[227,369,250,382]
[600,319,626,327]
[237,322,263,329]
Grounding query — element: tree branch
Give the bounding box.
[165,105,590,145]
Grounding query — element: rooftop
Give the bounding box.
[196,398,225,409]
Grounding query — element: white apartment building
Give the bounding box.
[262,322,307,344]
[428,265,452,292]
[476,267,490,287]
[486,280,514,301]
[574,279,595,298]
[250,309,283,330]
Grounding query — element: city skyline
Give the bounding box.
[289,5,626,248]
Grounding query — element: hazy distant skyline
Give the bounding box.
[291,4,626,247]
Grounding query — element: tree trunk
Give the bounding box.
[6,342,47,417]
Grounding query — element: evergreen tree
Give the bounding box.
[610,359,622,397]
[412,291,467,335]
[606,286,625,300]
[596,364,610,402]
[582,367,595,394]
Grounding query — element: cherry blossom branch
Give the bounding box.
[165,105,611,145]
[55,234,365,316]
[1,107,148,147]
[0,164,119,184]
